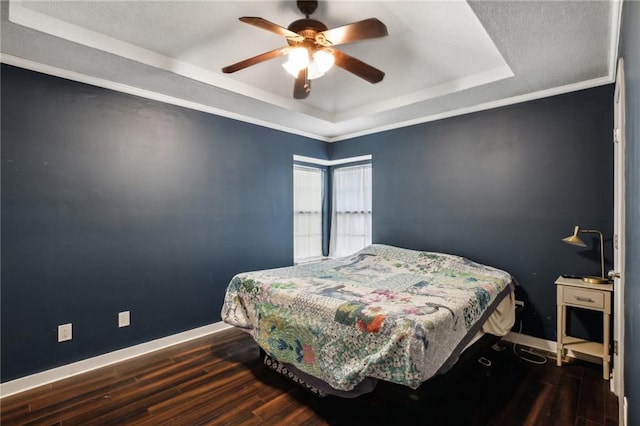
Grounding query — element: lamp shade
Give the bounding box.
[282,47,310,77]
[313,50,334,73]
[306,61,324,80]
[561,225,587,247]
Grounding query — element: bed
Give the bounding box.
[221,244,515,397]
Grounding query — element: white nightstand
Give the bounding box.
[555,276,613,380]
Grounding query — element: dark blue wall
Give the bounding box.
[619,1,640,424]
[0,62,619,386]
[0,64,327,382]
[330,86,614,342]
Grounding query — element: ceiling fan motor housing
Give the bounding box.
[287,19,328,47]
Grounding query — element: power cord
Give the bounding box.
[510,320,548,365]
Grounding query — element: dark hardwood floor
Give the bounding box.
[1,327,618,425]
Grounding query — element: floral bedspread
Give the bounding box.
[221,244,514,391]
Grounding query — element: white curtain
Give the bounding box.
[293,165,323,261]
[329,164,372,258]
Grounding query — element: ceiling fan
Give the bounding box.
[221,0,388,99]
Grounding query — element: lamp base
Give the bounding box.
[582,276,611,284]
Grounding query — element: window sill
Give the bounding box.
[294,256,330,265]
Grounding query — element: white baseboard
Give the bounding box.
[502,331,603,365]
[0,322,233,399]
[1,328,601,399]
[502,331,556,352]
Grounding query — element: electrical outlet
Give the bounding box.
[58,323,72,342]
[515,300,525,308]
[118,311,130,328]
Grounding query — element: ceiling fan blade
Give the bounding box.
[316,18,388,46]
[222,47,288,74]
[332,49,385,84]
[293,68,310,99]
[239,17,304,42]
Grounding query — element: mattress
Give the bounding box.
[221,244,515,393]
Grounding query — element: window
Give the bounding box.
[293,165,324,262]
[292,155,372,262]
[329,163,372,258]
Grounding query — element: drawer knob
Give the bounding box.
[576,296,595,303]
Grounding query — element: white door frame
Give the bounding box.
[612,56,626,419]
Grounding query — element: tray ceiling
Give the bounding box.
[0,1,621,142]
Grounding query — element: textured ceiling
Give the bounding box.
[0,1,621,142]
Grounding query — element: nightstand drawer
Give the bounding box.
[563,287,604,309]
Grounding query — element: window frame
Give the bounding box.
[292,155,372,263]
[328,161,373,258]
[293,162,328,263]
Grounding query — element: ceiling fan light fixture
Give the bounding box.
[284,48,334,80]
[282,47,309,77]
[313,49,334,73]
[307,61,324,80]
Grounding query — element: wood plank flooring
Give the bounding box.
[1,327,619,425]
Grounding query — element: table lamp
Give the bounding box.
[561,225,610,284]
